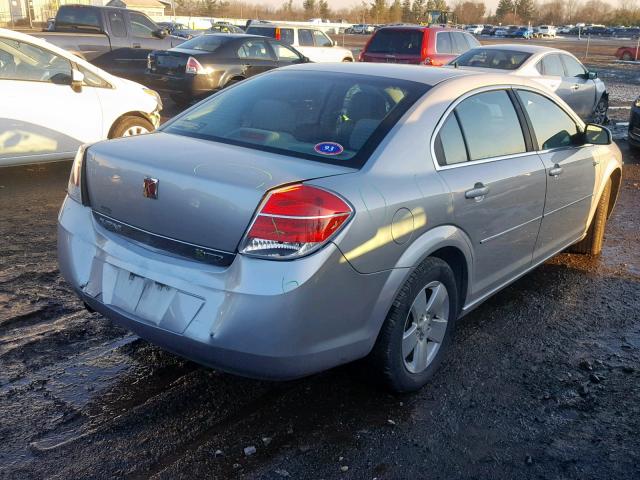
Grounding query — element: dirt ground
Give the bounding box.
[1,40,640,480]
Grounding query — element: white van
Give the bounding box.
[537,25,557,37]
[245,23,354,62]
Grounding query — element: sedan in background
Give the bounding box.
[615,45,639,61]
[629,96,640,150]
[447,44,609,123]
[0,28,161,167]
[514,27,534,39]
[146,33,308,106]
[157,22,202,39]
[59,63,621,392]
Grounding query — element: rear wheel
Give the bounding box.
[170,94,192,108]
[569,178,612,255]
[110,116,154,138]
[368,257,458,392]
[622,51,632,61]
[342,57,353,62]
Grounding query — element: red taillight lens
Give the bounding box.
[275,27,281,40]
[185,56,204,74]
[241,184,353,259]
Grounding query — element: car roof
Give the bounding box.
[376,25,459,32]
[472,43,560,54]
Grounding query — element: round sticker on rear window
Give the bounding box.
[314,142,344,156]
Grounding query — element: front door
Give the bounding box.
[0,36,102,166]
[515,89,597,262]
[236,39,277,78]
[434,89,547,301]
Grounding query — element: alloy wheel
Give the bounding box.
[402,281,450,374]
[122,125,150,137]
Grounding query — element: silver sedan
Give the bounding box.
[58,63,622,392]
[447,44,609,124]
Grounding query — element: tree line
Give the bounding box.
[172,0,640,26]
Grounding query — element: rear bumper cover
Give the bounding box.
[57,197,392,380]
[145,72,219,98]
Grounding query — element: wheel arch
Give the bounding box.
[108,111,155,139]
[607,167,622,218]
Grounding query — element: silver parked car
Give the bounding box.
[448,44,609,124]
[58,63,622,392]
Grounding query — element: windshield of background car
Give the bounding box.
[366,29,424,55]
[177,35,231,52]
[162,70,429,168]
[453,48,531,70]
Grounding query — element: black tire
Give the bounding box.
[170,94,192,108]
[109,116,154,139]
[622,51,632,61]
[224,78,244,89]
[569,178,612,255]
[342,57,353,62]
[368,257,459,392]
[590,96,609,125]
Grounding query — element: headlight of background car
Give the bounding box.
[67,144,88,204]
[143,88,163,110]
[635,98,640,108]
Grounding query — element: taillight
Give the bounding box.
[240,184,353,259]
[424,57,432,65]
[185,56,205,74]
[275,27,281,40]
[67,144,88,204]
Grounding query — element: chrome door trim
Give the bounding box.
[543,193,593,217]
[479,215,543,244]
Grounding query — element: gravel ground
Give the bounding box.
[1,49,639,480]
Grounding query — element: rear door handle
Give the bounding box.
[549,164,563,177]
[133,43,141,48]
[465,183,490,200]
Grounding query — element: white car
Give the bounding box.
[0,28,161,167]
[465,24,484,35]
[537,25,557,37]
[245,24,354,62]
[494,28,509,37]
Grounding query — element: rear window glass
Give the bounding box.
[246,27,294,45]
[453,48,532,70]
[366,29,423,55]
[56,7,101,30]
[177,35,231,52]
[163,70,429,168]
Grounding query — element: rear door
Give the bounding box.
[432,31,454,65]
[434,89,546,300]
[515,89,596,261]
[236,38,277,77]
[560,53,596,119]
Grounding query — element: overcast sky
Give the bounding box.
[256,0,620,14]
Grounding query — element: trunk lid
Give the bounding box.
[149,49,200,76]
[85,132,355,255]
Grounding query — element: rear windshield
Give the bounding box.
[366,29,424,55]
[246,27,294,44]
[162,70,429,168]
[177,34,231,52]
[453,48,532,70]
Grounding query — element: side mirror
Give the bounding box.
[71,69,84,92]
[303,56,311,63]
[153,28,167,39]
[587,71,597,80]
[584,123,611,145]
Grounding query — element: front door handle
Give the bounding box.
[571,83,580,90]
[133,43,141,48]
[549,164,563,177]
[465,182,490,200]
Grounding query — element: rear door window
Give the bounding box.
[107,10,126,37]
[436,32,452,54]
[540,54,564,76]
[435,114,468,166]
[299,29,314,47]
[366,29,423,55]
[454,90,526,160]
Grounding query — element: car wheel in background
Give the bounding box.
[622,51,632,61]
[569,178,612,255]
[368,257,459,392]
[342,57,353,62]
[110,116,154,138]
[590,96,609,125]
